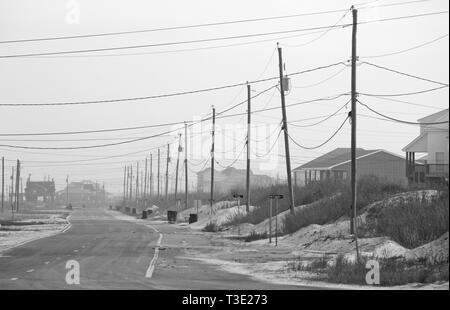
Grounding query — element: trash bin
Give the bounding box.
[132,208,136,215]
[142,210,147,219]
[167,210,177,223]
[189,213,198,224]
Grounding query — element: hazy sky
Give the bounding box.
[0,0,448,194]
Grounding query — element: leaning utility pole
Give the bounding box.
[246,83,251,213]
[277,43,295,213]
[174,133,182,201]
[165,144,170,200]
[157,149,160,199]
[210,106,216,214]
[184,122,189,210]
[1,157,4,213]
[350,8,360,263]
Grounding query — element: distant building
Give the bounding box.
[293,148,407,187]
[56,180,107,206]
[402,109,449,184]
[197,167,274,194]
[25,177,56,202]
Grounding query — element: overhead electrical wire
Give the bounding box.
[0,11,447,59]
[360,85,448,97]
[358,100,450,125]
[288,115,350,150]
[289,100,350,128]
[361,61,449,86]
[215,142,247,169]
[0,61,344,107]
[359,33,449,59]
[253,128,283,158]
[358,94,447,110]
[0,0,427,45]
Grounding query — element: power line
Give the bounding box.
[358,100,449,125]
[358,94,447,110]
[0,62,344,107]
[253,128,283,158]
[289,100,350,128]
[0,9,353,45]
[0,11,447,59]
[0,0,428,45]
[361,61,449,86]
[360,85,448,97]
[288,115,350,150]
[215,141,247,169]
[359,33,449,59]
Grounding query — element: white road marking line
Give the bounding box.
[10,278,18,281]
[44,261,50,265]
[145,226,163,279]
[73,250,78,252]
[26,269,34,273]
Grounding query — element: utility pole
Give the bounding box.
[149,153,153,200]
[165,144,170,200]
[277,43,295,214]
[136,161,139,208]
[129,165,133,202]
[1,157,4,213]
[15,160,20,212]
[144,157,148,209]
[123,166,126,202]
[184,122,189,210]
[350,8,360,262]
[157,149,160,199]
[174,133,182,201]
[210,106,216,215]
[66,175,69,208]
[246,83,251,213]
[11,166,14,213]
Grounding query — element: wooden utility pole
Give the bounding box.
[136,162,139,207]
[210,106,216,214]
[184,122,189,210]
[246,83,251,213]
[157,149,160,199]
[277,44,295,213]
[66,175,69,207]
[144,158,148,208]
[129,165,133,202]
[11,166,14,212]
[350,8,360,262]
[149,153,153,199]
[15,160,20,212]
[1,157,4,213]
[174,133,182,201]
[165,144,170,200]
[123,166,127,201]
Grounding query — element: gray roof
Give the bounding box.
[293,148,377,170]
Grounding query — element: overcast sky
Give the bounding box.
[0,0,448,194]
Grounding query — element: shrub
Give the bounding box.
[281,175,406,234]
[325,255,449,286]
[374,189,449,248]
[202,221,220,232]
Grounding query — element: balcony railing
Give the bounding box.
[426,164,449,178]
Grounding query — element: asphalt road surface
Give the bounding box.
[0,207,314,290]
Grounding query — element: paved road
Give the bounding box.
[0,208,312,290]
